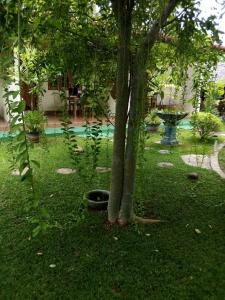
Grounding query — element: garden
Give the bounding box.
[1,130,225,299]
[1,0,225,299]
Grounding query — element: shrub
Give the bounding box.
[190,112,222,140]
[144,110,161,126]
[24,110,47,133]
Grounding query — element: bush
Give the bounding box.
[190,112,222,140]
[144,110,161,126]
[24,110,47,133]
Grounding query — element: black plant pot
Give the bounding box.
[27,131,40,143]
[85,189,109,210]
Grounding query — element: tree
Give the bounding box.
[107,0,222,225]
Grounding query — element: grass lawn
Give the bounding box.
[1,130,225,300]
[219,147,225,173]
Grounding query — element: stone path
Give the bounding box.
[210,141,225,179]
[56,168,76,174]
[181,154,211,170]
[158,162,174,168]
[158,150,170,154]
[12,167,29,176]
[96,167,111,173]
[181,141,225,179]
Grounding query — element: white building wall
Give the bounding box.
[108,94,116,115]
[156,68,194,112]
[0,79,5,119]
[40,82,64,112]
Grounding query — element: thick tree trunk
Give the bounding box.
[108,0,133,223]
[109,0,180,224]
[118,0,181,224]
[119,51,148,223]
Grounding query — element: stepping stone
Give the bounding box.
[187,172,199,180]
[73,146,84,153]
[12,167,29,176]
[155,141,161,144]
[96,167,111,173]
[158,162,174,168]
[181,155,211,170]
[158,150,170,154]
[56,168,76,174]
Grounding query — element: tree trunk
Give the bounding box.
[119,49,148,223]
[109,0,180,224]
[108,0,133,223]
[119,0,181,224]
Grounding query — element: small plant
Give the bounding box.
[24,110,47,133]
[144,110,161,126]
[190,112,223,140]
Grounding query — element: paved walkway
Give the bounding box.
[181,141,225,179]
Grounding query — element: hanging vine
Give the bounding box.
[3,1,50,237]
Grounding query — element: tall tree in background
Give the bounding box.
[108,0,222,224]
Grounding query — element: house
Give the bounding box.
[0,77,116,124]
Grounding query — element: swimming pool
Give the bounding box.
[0,124,115,140]
[0,120,192,140]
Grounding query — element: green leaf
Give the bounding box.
[17,101,26,113]
[32,225,42,237]
[31,160,40,168]
[16,131,26,140]
[3,90,20,99]
[16,149,28,164]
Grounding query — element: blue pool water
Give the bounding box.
[0,120,192,140]
[0,124,115,140]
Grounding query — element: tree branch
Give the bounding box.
[142,0,181,49]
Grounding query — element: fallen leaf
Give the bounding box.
[113,236,118,241]
[195,228,201,234]
[37,252,43,256]
[49,264,56,268]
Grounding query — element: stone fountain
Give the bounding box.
[156,111,188,145]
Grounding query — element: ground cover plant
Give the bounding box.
[1,132,225,299]
[219,147,225,172]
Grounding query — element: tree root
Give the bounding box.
[134,216,164,224]
[116,215,165,226]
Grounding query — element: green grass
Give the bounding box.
[1,131,225,300]
[219,147,225,172]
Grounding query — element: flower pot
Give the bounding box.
[27,131,40,143]
[85,189,109,210]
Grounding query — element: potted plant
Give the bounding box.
[144,110,161,132]
[24,110,47,143]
